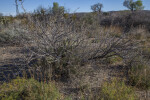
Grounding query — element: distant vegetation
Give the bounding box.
[91,3,103,14]
[123,0,144,12]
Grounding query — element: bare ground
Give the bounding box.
[0,44,30,81]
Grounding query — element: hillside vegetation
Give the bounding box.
[0,1,150,100]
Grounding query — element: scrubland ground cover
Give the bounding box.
[0,2,150,100]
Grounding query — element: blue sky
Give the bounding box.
[0,0,150,15]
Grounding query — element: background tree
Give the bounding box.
[135,0,144,10]
[52,2,65,15]
[52,2,59,14]
[123,0,144,12]
[91,3,103,13]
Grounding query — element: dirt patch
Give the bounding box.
[0,45,30,81]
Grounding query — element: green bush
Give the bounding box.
[129,63,150,90]
[64,13,69,19]
[82,14,94,25]
[106,56,123,64]
[103,12,109,16]
[142,47,150,59]
[0,78,65,100]
[101,79,137,100]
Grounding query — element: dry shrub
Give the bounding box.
[16,12,141,82]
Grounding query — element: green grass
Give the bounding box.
[78,79,137,100]
[129,63,150,90]
[106,56,123,65]
[101,79,137,100]
[0,77,67,100]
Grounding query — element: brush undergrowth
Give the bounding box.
[101,79,137,100]
[78,79,137,100]
[0,77,70,100]
[129,63,150,90]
